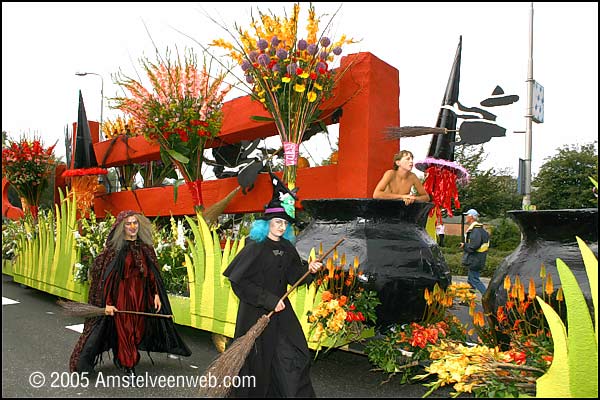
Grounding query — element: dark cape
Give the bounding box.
[223,237,316,398]
[69,240,191,373]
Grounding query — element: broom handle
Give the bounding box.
[115,310,173,319]
[266,237,346,318]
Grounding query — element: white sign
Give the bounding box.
[533,80,544,123]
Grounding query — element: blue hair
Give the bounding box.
[249,219,296,243]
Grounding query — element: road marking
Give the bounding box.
[2,297,20,305]
[65,324,84,333]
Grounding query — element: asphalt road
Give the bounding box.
[2,273,469,398]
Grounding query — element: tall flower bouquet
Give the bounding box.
[1,135,56,220]
[210,3,356,189]
[111,47,232,210]
[306,249,380,356]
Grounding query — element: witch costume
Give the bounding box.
[69,210,191,373]
[223,172,316,397]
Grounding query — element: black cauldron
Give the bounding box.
[483,208,598,339]
[295,199,452,328]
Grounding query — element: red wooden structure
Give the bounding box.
[0,52,399,221]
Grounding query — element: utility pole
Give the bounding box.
[522,2,534,209]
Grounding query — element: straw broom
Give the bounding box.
[198,237,346,398]
[384,126,457,139]
[57,300,173,319]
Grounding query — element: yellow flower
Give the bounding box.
[307,91,317,102]
[314,82,323,91]
[298,71,309,79]
[282,76,291,83]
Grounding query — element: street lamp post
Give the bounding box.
[75,71,104,141]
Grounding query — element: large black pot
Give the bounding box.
[483,208,598,334]
[295,199,452,328]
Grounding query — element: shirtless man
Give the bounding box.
[372,150,430,205]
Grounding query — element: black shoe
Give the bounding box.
[124,367,136,376]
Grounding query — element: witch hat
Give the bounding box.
[480,85,519,107]
[62,91,107,178]
[259,172,299,223]
[73,90,99,169]
[427,36,462,162]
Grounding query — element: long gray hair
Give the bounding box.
[108,213,154,252]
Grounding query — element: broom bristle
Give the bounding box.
[57,300,105,318]
[385,126,447,139]
[202,186,241,226]
[198,314,271,398]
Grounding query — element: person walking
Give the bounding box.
[436,222,446,247]
[460,209,489,295]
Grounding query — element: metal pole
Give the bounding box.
[522,2,534,208]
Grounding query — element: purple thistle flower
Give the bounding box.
[246,74,255,84]
[316,61,327,74]
[320,37,331,47]
[287,62,298,75]
[320,51,329,60]
[271,64,280,73]
[276,48,288,60]
[257,53,270,67]
[257,39,269,51]
[333,46,342,56]
[241,59,252,72]
[307,43,318,56]
[248,50,259,62]
[297,39,308,51]
[270,36,280,47]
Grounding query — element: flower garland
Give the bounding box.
[416,157,469,224]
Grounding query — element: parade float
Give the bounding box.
[2,4,598,397]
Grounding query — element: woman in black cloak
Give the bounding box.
[223,172,322,397]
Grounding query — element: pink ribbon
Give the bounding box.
[283,142,299,166]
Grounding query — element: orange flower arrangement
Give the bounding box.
[306,248,380,356]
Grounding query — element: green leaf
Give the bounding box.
[165,148,190,164]
[249,115,275,122]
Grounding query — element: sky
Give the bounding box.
[2,2,598,180]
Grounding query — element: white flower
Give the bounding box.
[73,230,81,239]
[176,220,186,250]
[162,264,171,272]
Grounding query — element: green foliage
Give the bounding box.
[440,234,518,278]
[153,215,191,295]
[73,211,116,283]
[1,216,29,260]
[531,141,598,209]
[489,217,521,251]
[454,145,523,218]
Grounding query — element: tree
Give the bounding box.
[454,145,522,219]
[531,141,598,209]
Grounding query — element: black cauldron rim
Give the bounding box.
[300,198,434,226]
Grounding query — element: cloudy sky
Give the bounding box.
[2,2,598,179]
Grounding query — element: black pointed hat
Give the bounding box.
[259,172,298,223]
[62,90,107,178]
